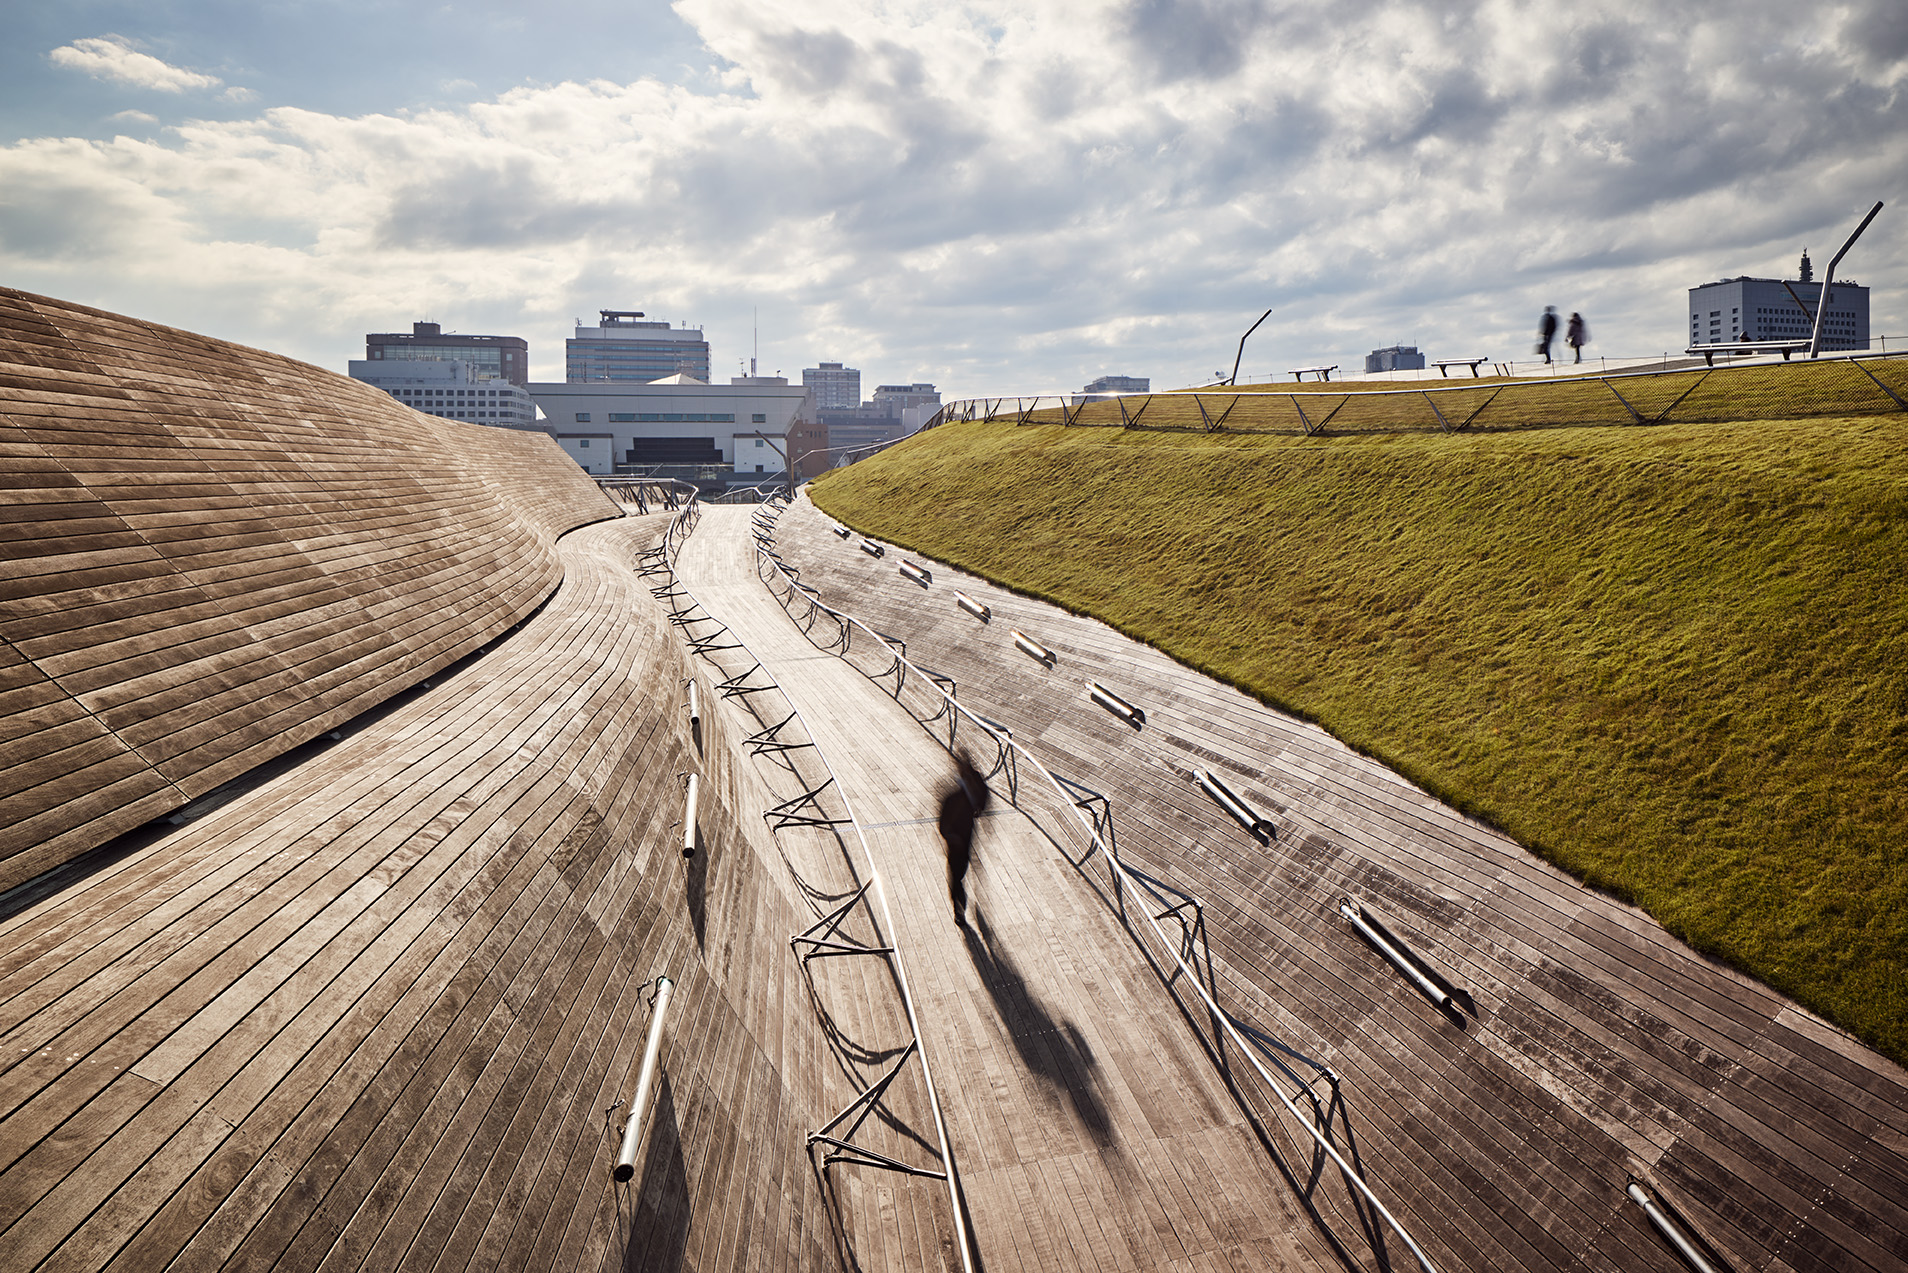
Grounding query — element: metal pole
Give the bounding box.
[1230,310,1273,386]
[681,772,699,858]
[1627,1182,1718,1273]
[614,975,675,1182]
[1340,901,1454,1012]
[1810,200,1883,357]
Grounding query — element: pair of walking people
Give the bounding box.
[1538,306,1589,363]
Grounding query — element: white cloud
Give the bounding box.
[48,35,223,94]
[111,110,160,125]
[9,2,1908,395]
[221,86,259,104]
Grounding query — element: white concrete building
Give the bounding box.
[347,359,539,429]
[526,375,813,480]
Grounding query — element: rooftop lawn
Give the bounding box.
[809,398,1908,1066]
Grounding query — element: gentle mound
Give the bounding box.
[811,410,1908,1064]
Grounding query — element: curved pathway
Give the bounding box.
[766,491,1908,1273]
[675,505,1351,1272]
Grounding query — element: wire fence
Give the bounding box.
[920,350,1908,439]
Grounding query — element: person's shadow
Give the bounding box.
[961,909,1112,1146]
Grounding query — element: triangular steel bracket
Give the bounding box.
[765,776,848,829]
[746,710,815,757]
[790,881,893,961]
[717,662,777,697]
[807,1040,947,1180]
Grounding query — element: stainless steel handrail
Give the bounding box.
[751,494,1443,1273]
[653,492,974,1273]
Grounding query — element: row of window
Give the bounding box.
[573,411,763,423]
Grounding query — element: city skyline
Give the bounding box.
[2,1,1903,400]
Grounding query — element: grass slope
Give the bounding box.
[811,414,1908,1064]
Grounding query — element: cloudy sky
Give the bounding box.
[2,0,1905,397]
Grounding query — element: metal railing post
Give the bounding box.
[1810,200,1883,357]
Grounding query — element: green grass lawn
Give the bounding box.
[810,406,1908,1065]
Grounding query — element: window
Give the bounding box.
[752,413,766,423]
[754,438,764,447]
[580,439,590,448]
[575,412,591,422]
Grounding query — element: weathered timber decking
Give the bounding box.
[0,513,867,1272]
[0,286,615,890]
[767,492,1908,1273]
[676,507,1369,1271]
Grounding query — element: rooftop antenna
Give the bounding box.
[752,306,758,378]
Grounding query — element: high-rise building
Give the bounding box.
[566,310,711,383]
[1689,250,1870,349]
[365,321,529,386]
[802,361,861,412]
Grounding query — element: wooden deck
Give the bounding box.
[4,283,1903,1272]
[762,493,1908,1273]
[677,507,1396,1272]
[0,512,875,1272]
[0,286,614,890]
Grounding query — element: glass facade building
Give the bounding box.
[365,322,529,386]
[565,310,711,383]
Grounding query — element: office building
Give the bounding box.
[1082,374,1150,394]
[348,359,538,429]
[871,383,941,412]
[1689,250,1870,349]
[566,310,711,383]
[527,376,812,483]
[802,361,861,412]
[365,321,529,386]
[1363,346,1425,373]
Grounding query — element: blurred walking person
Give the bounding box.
[1566,311,1589,363]
[938,751,991,926]
[1537,306,1559,364]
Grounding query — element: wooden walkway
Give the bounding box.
[763,493,1908,1273]
[0,512,875,1272]
[677,507,1362,1272]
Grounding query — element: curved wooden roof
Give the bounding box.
[0,287,615,889]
